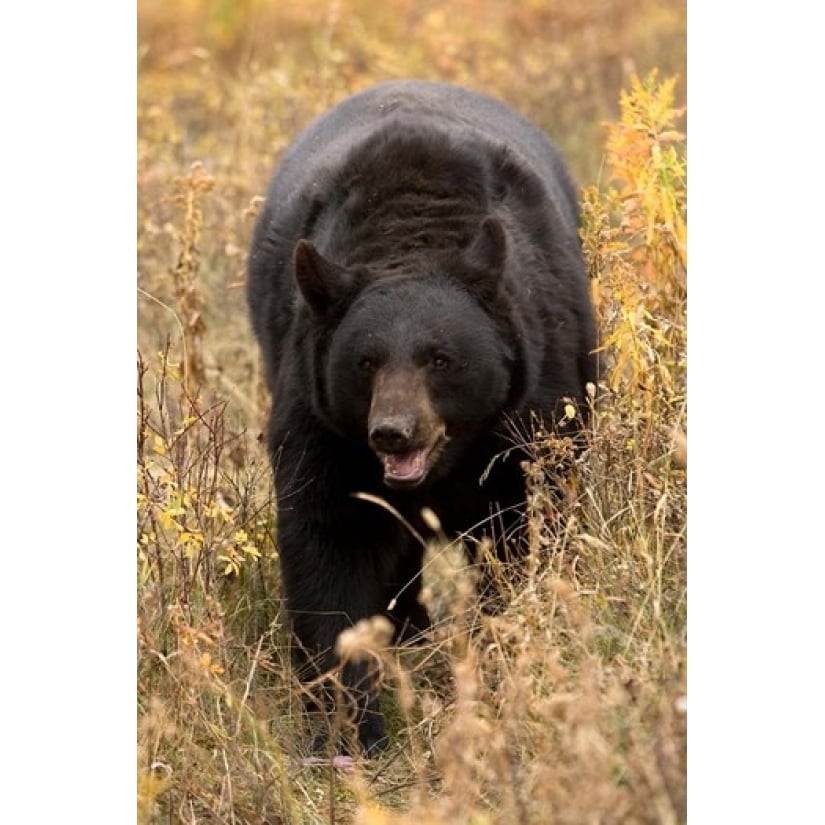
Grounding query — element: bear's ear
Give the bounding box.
[463,216,507,298]
[293,240,351,316]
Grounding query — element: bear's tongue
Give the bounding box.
[383,448,428,483]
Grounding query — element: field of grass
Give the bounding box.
[137,2,686,822]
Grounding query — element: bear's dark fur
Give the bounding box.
[247,80,598,755]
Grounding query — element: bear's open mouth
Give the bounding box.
[379,437,446,488]
[382,448,429,484]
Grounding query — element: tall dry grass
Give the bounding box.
[138,3,686,822]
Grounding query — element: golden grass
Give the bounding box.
[138,2,686,822]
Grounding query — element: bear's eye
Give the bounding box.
[358,356,376,372]
[431,353,450,371]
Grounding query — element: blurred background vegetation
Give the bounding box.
[138,0,685,182]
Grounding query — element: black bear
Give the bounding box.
[247,79,598,756]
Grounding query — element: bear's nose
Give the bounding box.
[369,416,415,453]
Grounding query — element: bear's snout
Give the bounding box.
[369,416,416,454]
[368,367,447,487]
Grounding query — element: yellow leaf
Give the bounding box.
[137,768,170,825]
[158,509,181,531]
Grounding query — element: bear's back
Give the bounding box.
[264,80,579,239]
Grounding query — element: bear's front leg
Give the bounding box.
[290,594,390,757]
[277,505,397,756]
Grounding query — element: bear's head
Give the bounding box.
[293,218,526,488]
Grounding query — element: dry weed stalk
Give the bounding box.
[170,161,215,394]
